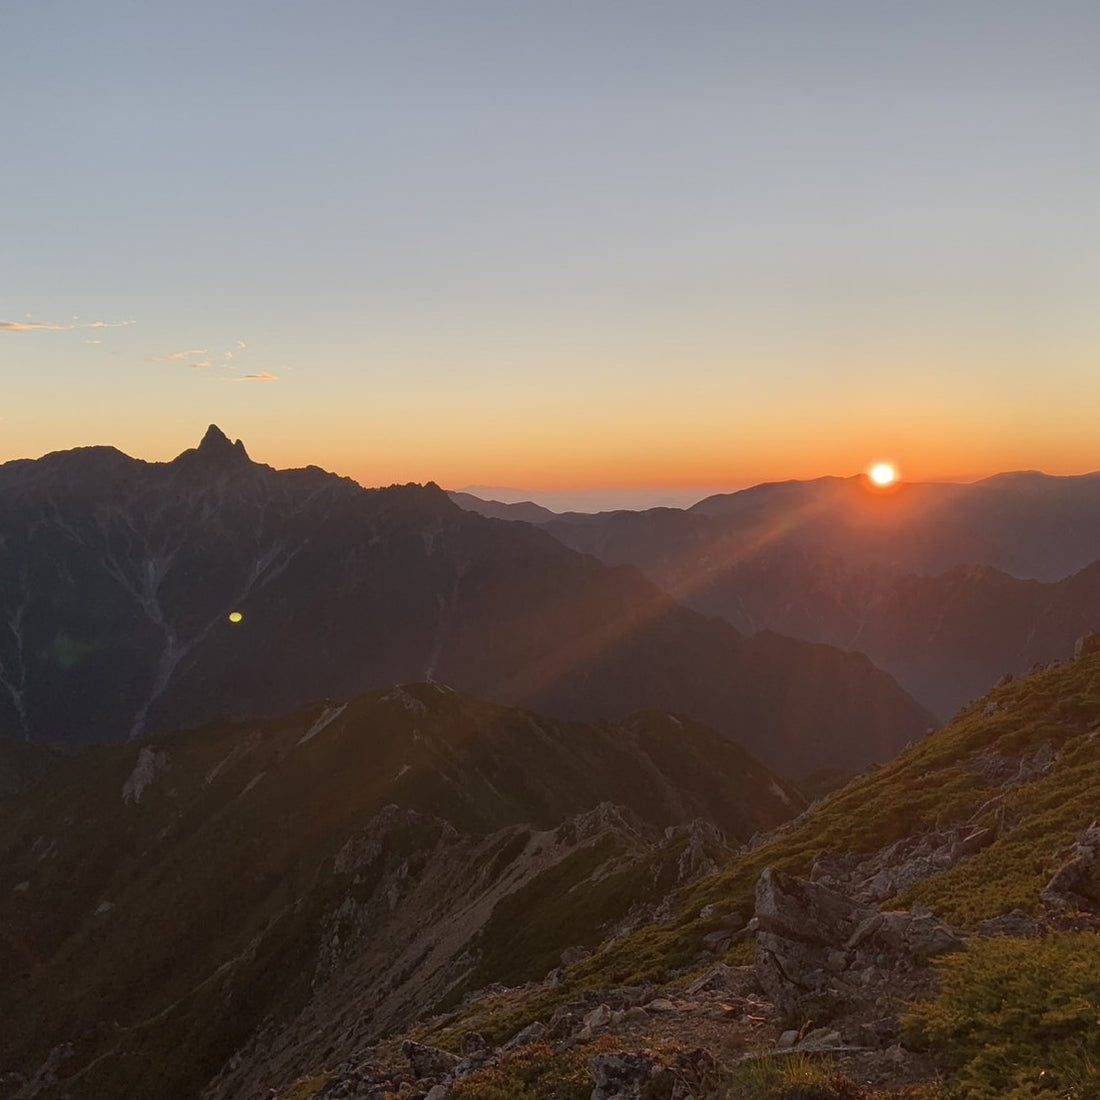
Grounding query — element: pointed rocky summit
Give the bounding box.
[173,424,252,470]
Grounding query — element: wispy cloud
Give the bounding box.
[236,339,247,350]
[191,360,212,369]
[1,319,73,333]
[2,317,136,334]
[237,372,278,382]
[160,349,210,361]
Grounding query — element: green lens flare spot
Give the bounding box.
[228,611,244,624]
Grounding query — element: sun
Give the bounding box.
[868,462,898,488]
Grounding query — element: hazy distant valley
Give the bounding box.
[1,431,1098,1099]
[454,472,1100,721]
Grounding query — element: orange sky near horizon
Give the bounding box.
[5,5,1100,508]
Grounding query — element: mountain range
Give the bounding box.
[453,471,1100,719]
[0,428,931,778]
[3,429,1099,1099]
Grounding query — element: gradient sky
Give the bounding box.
[4,1,1100,508]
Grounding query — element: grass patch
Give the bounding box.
[449,1040,603,1099]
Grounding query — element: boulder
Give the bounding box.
[402,1041,460,1080]
[590,1048,715,1100]
[754,867,876,1008]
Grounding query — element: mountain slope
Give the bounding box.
[491,474,1100,719]
[0,427,932,776]
[279,652,1100,1100]
[0,686,803,1099]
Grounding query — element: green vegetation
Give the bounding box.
[461,832,693,994]
[429,655,1100,1062]
[721,1053,889,1098]
[279,1073,333,1100]
[904,933,1100,1099]
[449,1041,601,1099]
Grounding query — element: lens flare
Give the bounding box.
[228,611,244,624]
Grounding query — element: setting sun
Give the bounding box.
[869,463,898,487]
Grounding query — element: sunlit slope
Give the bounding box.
[547,651,1100,1007]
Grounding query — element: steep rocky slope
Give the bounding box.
[0,427,932,777]
[271,649,1100,1099]
[0,685,804,1099]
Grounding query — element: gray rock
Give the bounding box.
[756,868,875,945]
[799,1028,842,1050]
[590,1049,715,1100]
[976,909,1042,938]
[1042,822,1100,913]
[402,1041,460,1081]
[701,928,733,953]
[501,1020,547,1051]
[582,1003,613,1030]
[685,963,737,995]
[560,944,591,966]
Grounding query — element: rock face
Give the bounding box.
[1042,822,1100,913]
[0,427,932,777]
[753,867,963,1014]
[589,1048,716,1100]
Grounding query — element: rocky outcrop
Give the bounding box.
[590,1048,717,1100]
[1042,822,1100,913]
[753,868,964,1015]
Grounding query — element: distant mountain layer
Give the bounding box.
[449,472,1100,719]
[0,685,804,1098]
[0,427,932,777]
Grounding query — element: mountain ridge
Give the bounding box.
[0,428,932,778]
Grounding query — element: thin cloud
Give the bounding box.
[160,349,209,361]
[191,360,212,369]
[238,372,278,382]
[1,319,73,333]
[2,317,136,334]
[236,339,247,350]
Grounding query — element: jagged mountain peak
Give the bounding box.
[172,424,252,470]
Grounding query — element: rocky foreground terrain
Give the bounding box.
[244,648,1100,1100]
[2,623,1097,1097]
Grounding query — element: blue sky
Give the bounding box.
[4,2,1100,507]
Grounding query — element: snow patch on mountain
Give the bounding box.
[122,747,167,804]
[298,702,348,746]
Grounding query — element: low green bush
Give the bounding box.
[903,933,1100,1099]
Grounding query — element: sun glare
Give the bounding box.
[869,463,898,487]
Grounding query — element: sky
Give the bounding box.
[4,1,1100,509]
